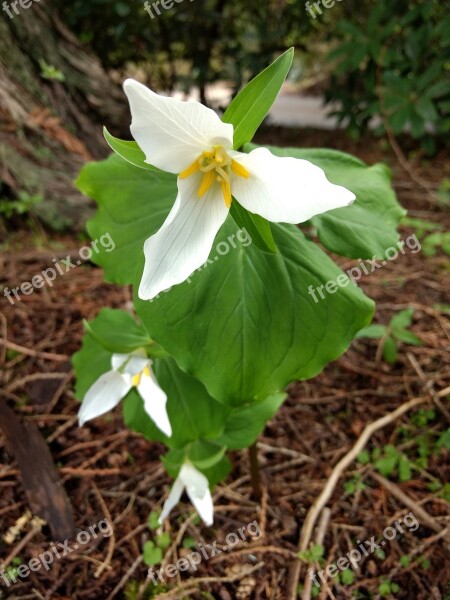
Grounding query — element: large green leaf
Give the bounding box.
[222,48,294,150]
[216,393,286,449]
[244,145,406,259]
[76,154,177,285]
[135,219,374,406]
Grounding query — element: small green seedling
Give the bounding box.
[298,544,324,564]
[356,308,422,364]
[373,444,414,482]
[38,59,65,82]
[379,580,400,597]
[0,191,43,220]
[142,511,172,566]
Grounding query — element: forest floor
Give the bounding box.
[0,127,449,600]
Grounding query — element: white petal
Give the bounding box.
[123,79,234,174]
[138,175,229,300]
[158,476,185,524]
[231,148,355,224]
[112,349,149,376]
[137,371,172,437]
[180,464,214,526]
[78,371,131,426]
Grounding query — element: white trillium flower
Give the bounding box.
[123,79,356,300]
[78,348,172,437]
[159,462,214,526]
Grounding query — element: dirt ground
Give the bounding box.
[0,127,449,600]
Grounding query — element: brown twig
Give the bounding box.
[92,484,116,578]
[0,338,69,362]
[370,472,448,537]
[301,507,331,600]
[286,394,431,600]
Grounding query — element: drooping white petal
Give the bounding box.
[137,371,172,437]
[180,464,214,526]
[158,476,185,524]
[138,174,229,300]
[78,371,131,426]
[112,349,149,376]
[231,147,355,224]
[123,79,234,174]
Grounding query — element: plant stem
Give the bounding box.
[249,442,262,501]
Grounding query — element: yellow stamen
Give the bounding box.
[179,145,250,208]
[198,171,216,197]
[220,179,232,208]
[131,366,151,387]
[231,159,250,179]
[131,372,141,387]
[179,159,200,179]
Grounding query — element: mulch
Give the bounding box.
[0,127,449,600]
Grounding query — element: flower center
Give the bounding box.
[179,145,249,208]
[131,366,150,387]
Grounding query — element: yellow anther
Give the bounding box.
[131,366,151,387]
[132,372,141,387]
[198,171,216,197]
[179,145,249,207]
[179,159,200,179]
[220,179,232,208]
[231,159,250,179]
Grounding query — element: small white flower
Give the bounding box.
[159,462,214,526]
[78,348,171,436]
[123,79,356,300]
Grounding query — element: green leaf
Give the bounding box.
[398,455,412,482]
[142,540,163,566]
[188,440,227,470]
[103,127,162,172]
[357,449,371,465]
[382,336,398,364]
[393,329,422,346]
[76,153,177,285]
[229,201,277,254]
[355,324,387,339]
[375,447,399,476]
[148,511,160,530]
[341,569,355,585]
[222,48,294,149]
[135,220,374,406]
[437,428,450,450]
[72,329,112,400]
[83,308,153,354]
[244,145,405,260]
[123,356,229,448]
[162,449,231,488]
[156,532,171,550]
[390,309,414,331]
[215,393,286,449]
